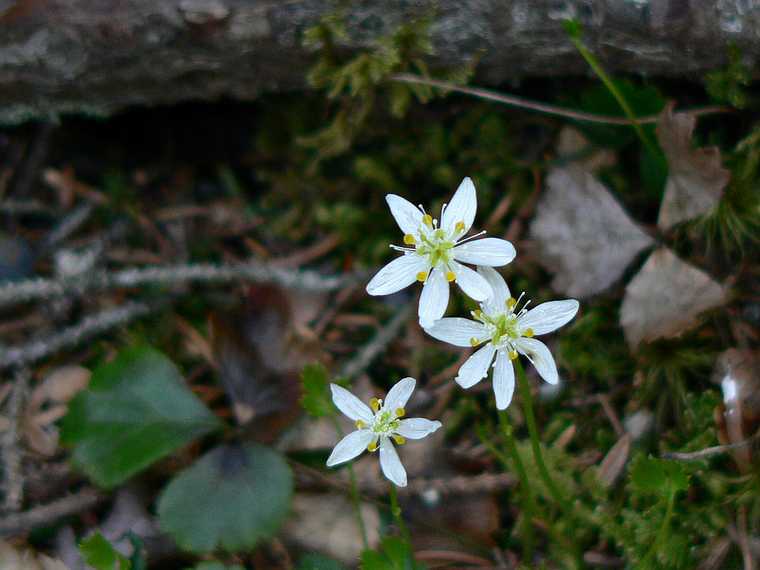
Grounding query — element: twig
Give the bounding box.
[0,262,365,309]
[391,73,732,125]
[661,432,760,461]
[338,304,413,380]
[39,201,95,252]
[1,368,30,511]
[0,301,158,369]
[0,200,56,216]
[0,487,104,536]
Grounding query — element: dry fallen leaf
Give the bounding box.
[0,541,70,570]
[530,166,654,298]
[657,102,730,231]
[556,126,617,172]
[598,433,631,487]
[620,248,728,348]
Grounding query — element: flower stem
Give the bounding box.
[514,359,573,516]
[331,417,369,550]
[498,410,536,562]
[641,490,676,568]
[389,483,410,542]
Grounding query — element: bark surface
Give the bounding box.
[0,0,757,123]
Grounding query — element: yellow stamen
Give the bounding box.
[370,398,381,412]
[509,350,518,361]
[416,271,428,282]
[422,214,433,227]
[524,328,534,338]
[469,337,480,347]
[507,297,517,309]
[395,407,405,418]
[367,441,378,452]
[403,233,416,245]
[455,220,465,233]
[445,270,456,282]
[355,420,366,429]
[472,309,483,319]
[392,434,406,445]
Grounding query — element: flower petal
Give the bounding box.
[456,343,496,388]
[330,384,374,423]
[366,254,429,296]
[442,177,477,235]
[396,418,442,440]
[386,194,423,235]
[326,429,374,467]
[452,262,492,301]
[515,337,559,385]
[384,377,416,412]
[518,300,580,336]
[379,437,407,487]
[418,266,449,327]
[477,266,511,315]
[453,238,516,267]
[423,317,487,347]
[492,350,515,410]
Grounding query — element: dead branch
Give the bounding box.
[0,487,104,537]
[1,368,30,511]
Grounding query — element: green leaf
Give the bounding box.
[300,362,333,418]
[361,537,426,570]
[297,554,347,570]
[629,455,689,497]
[79,533,131,570]
[61,346,221,488]
[158,443,293,553]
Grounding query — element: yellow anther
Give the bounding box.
[469,337,480,347]
[416,271,428,282]
[455,220,466,233]
[370,398,381,412]
[422,214,433,227]
[508,350,519,361]
[367,441,378,452]
[472,309,483,319]
[392,434,406,445]
[524,328,534,338]
[403,233,416,245]
[395,407,405,418]
[355,420,366,429]
[445,270,456,282]
[507,297,517,309]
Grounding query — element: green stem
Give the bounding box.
[514,359,573,516]
[641,491,676,568]
[389,483,410,542]
[331,417,369,550]
[498,411,536,562]
[568,36,657,155]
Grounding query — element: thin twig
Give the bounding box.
[0,487,104,536]
[338,304,413,380]
[662,432,760,461]
[0,301,158,369]
[391,73,732,125]
[0,262,365,309]
[1,368,30,512]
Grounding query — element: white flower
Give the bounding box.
[326,377,442,487]
[366,178,517,327]
[423,267,579,410]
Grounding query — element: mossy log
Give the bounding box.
[0,0,757,124]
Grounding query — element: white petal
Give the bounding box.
[384,377,416,412]
[418,266,449,327]
[452,262,492,301]
[456,343,496,388]
[379,437,407,487]
[330,384,374,423]
[396,418,442,440]
[366,254,429,296]
[453,238,516,267]
[518,300,580,336]
[424,317,488,347]
[442,177,477,235]
[515,337,559,385]
[477,266,511,315]
[492,350,515,410]
[326,429,374,466]
[386,194,424,235]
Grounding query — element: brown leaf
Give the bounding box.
[656,102,730,231]
[556,126,616,172]
[0,541,70,570]
[620,248,728,348]
[529,166,654,298]
[598,433,631,487]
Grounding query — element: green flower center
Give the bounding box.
[416,228,454,267]
[372,410,400,435]
[476,312,520,346]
